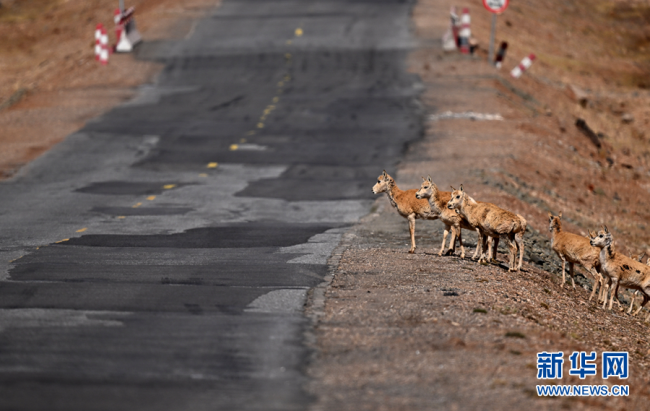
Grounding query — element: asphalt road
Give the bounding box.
[0,0,422,409]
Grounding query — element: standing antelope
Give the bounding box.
[372,170,437,254]
[627,253,649,314]
[415,176,476,259]
[589,226,650,320]
[548,212,604,302]
[447,185,526,272]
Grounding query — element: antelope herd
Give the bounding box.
[372,170,650,322]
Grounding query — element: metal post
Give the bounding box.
[119,0,124,12]
[488,13,497,66]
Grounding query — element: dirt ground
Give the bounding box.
[0,0,219,178]
[308,0,650,409]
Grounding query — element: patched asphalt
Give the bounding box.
[0,0,422,409]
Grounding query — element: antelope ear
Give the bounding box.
[547,212,552,218]
[558,212,563,219]
[421,176,426,181]
[459,184,464,192]
[588,230,595,238]
[603,225,609,233]
[427,175,432,182]
[450,185,456,191]
[382,170,387,177]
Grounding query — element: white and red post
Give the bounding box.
[94,24,109,65]
[114,7,142,53]
[442,6,460,51]
[458,8,471,54]
[95,23,103,61]
[510,53,535,78]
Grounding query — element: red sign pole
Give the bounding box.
[483,0,509,65]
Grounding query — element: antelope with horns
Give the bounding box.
[415,176,477,259]
[447,185,526,271]
[589,226,650,320]
[372,170,437,254]
[548,212,604,302]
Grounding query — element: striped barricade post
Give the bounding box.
[458,8,471,54]
[99,27,109,65]
[95,23,103,61]
[510,53,535,78]
[442,6,459,51]
[114,7,142,52]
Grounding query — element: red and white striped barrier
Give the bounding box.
[94,23,103,61]
[442,6,459,51]
[114,7,142,52]
[510,53,535,78]
[458,8,471,54]
[95,24,109,65]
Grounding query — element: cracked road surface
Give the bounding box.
[0,0,421,409]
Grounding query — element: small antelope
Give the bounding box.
[589,226,650,319]
[548,212,604,302]
[447,185,526,272]
[627,253,649,314]
[415,176,474,258]
[372,170,436,253]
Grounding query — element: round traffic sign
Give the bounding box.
[483,0,509,14]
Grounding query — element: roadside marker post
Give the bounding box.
[94,23,103,61]
[482,0,510,65]
[510,53,536,78]
[442,6,460,51]
[114,7,142,52]
[99,26,109,65]
[458,8,471,54]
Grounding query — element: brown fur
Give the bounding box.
[590,226,650,320]
[372,170,436,253]
[548,212,604,302]
[447,185,526,272]
[415,176,476,258]
[627,254,650,314]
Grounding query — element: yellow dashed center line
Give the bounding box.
[207,162,218,168]
[56,239,69,244]
[163,184,176,190]
[240,29,297,151]
[132,202,143,208]
[76,228,88,233]
[230,144,239,151]
[117,216,126,219]
[147,196,156,201]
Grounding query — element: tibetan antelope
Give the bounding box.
[548,212,604,302]
[589,226,650,320]
[447,185,526,272]
[372,170,436,254]
[415,176,477,259]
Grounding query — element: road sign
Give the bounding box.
[483,0,509,14]
[484,0,509,66]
